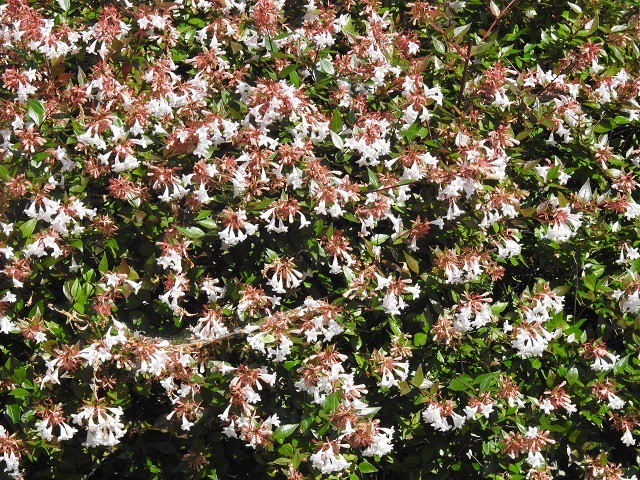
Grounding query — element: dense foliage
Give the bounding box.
[1,0,640,478]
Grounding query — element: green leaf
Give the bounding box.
[404,251,420,274]
[289,70,301,88]
[330,110,342,132]
[567,2,581,13]
[432,37,446,55]
[566,367,579,384]
[449,375,473,391]
[197,218,218,230]
[367,168,379,188]
[586,12,599,34]
[5,404,20,424]
[584,274,597,291]
[317,57,334,75]
[358,461,378,473]
[491,302,508,315]
[475,372,501,390]
[27,98,45,126]
[331,131,344,150]
[398,381,411,395]
[489,0,500,16]
[20,218,38,238]
[370,234,388,246]
[411,365,425,387]
[176,226,205,239]
[9,388,29,400]
[322,391,341,413]
[299,417,313,433]
[453,24,471,41]
[99,253,109,273]
[272,423,299,442]
[278,63,299,79]
[414,332,428,347]
[278,443,294,456]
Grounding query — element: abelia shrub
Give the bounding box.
[1,0,640,478]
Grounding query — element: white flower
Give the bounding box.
[463,405,478,419]
[156,250,182,273]
[41,359,61,388]
[492,88,512,110]
[544,208,582,243]
[201,278,226,302]
[57,422,78,441]
[511,326,553,358]
[449,0,466,12]
[310,443,349,474]
[591,352,620,372]
[35,419,54,442]
[497,238,522,259]
[539,399,554,414]
[138,347,170,377]
[192,309,229,341]
[480,403,494,418]
[219,210,258,247]
[36,418,77,442]
[76,343,113,368]
[0,426,20,479]
[526,450,545,468]
[181,416,195,431]
[451,412,466,429]
[423,404,452,431]
[608,393,625,410]
[0,316,17,334]
[379,361,409,389]
[71,406,127,447]
[362,427,394,457]
[621,427,636,447]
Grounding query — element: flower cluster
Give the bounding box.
[1,0,640,478]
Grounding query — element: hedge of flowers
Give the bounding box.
[1,0,640,478]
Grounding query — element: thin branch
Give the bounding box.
[457,0,519,106]
[48,304,246,352]
[457,44,471,107]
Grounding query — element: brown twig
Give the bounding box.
[49,304,91,330]
[48,304,246,351]
[456,0,519,106]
